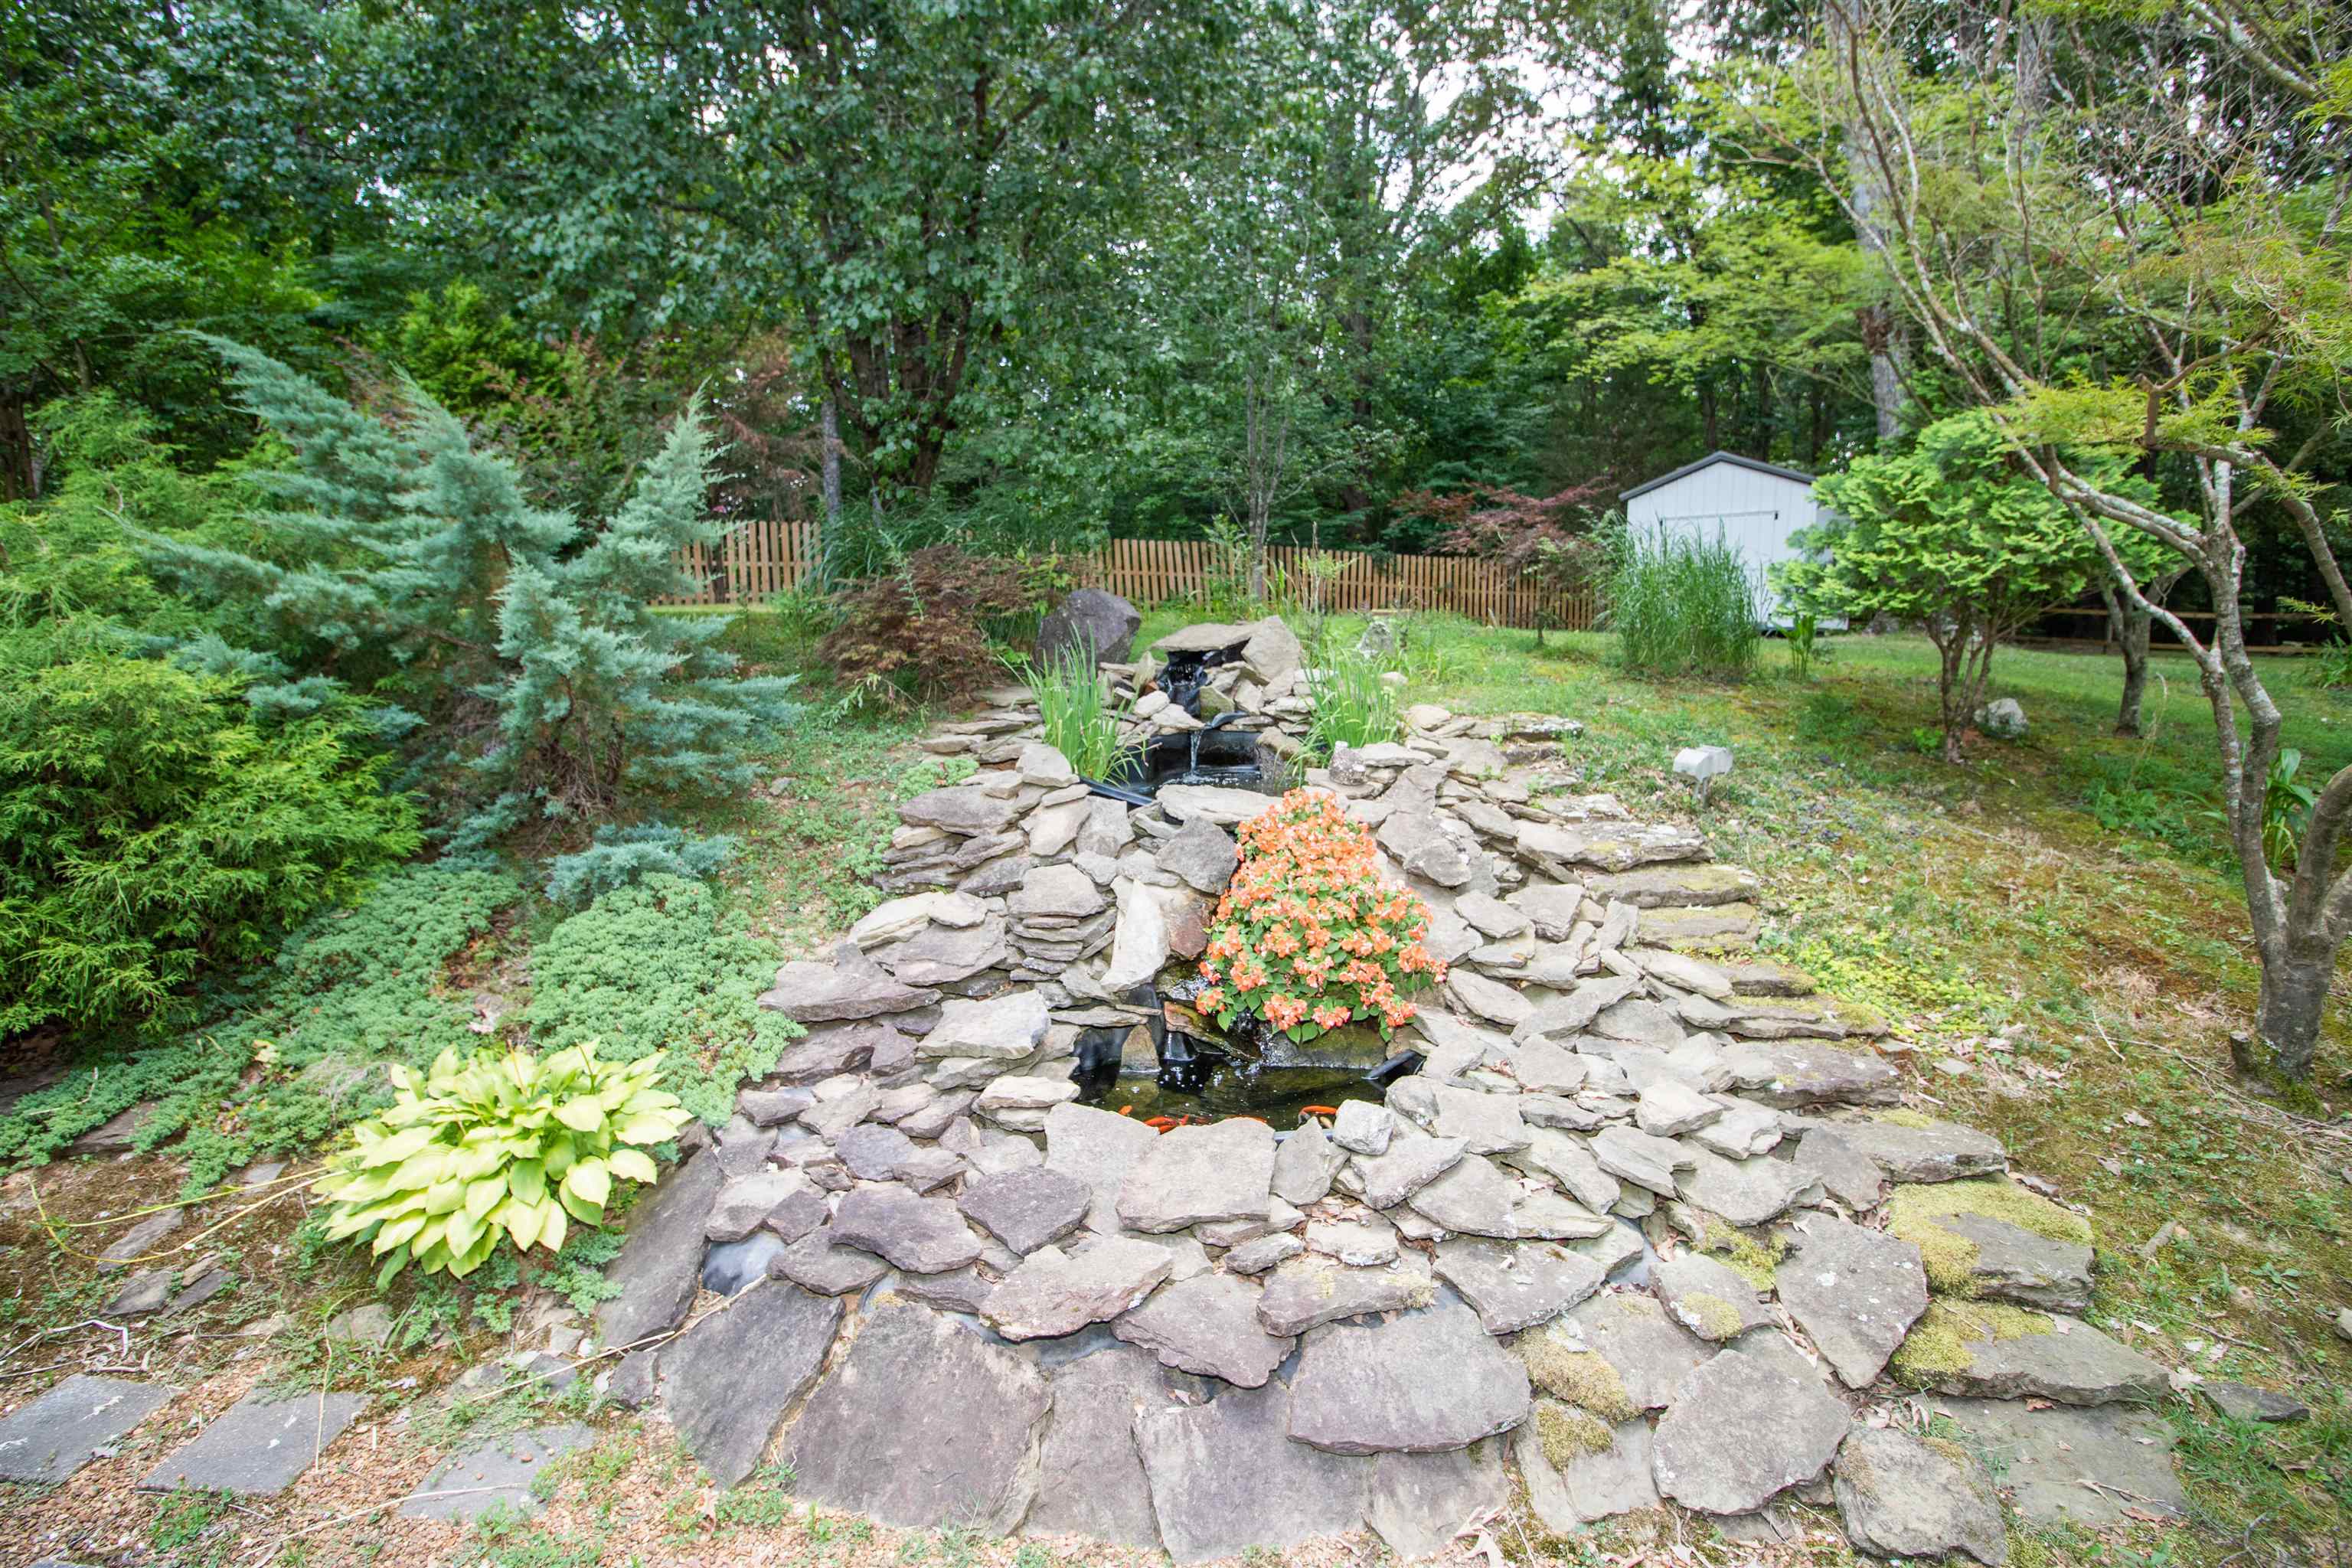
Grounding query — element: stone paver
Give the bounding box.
[0,1376,173,1483]
[1288,1302,1530,1455]
[400,1423,594,1521]
[1027,1347,1165,1548]
[142,1390,368,1496]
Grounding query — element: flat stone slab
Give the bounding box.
[1825,1115,2007,1182]
[1651,1253,1774,1342]
[1514,1409,1658,1532]
[400,1423,594,1521]
[956,1166,1092,1254]
[1831,1426,2007,1566]
[830,1184,983,1274]
[1117,1119,1276,1233]
[1672,1145,1816,1227]
[1342,1129,1468,1209]
[769,1227,891,1295]
[1366,1442,1509,1560]
[1114,1270,1295,1388]
[1774,1213,1928,1387]
[1432,1240,1605,1334]
[1270,1119,1347,1205]
[2203,1380,2310,1423]
[596,1150,724,1348]
[789,1305,1050,1534]
[142,1389,368,1496]
[1551,1291,1712,1411]
[1725,1040,1898,1108]
[981,1236,1172,1341]
[1045,1102,1161,1233]
[1936,1211,2096,1312]
[0,1376,174,1483]
[1258,1256,1438,1337]
[666,1282,842,1486]
[760,949,939,1023]
[1289,1302,1531,1455]
[1651,1334,1849,1514]
[1135,1378,1373,1565]
[920,991,1051,1061]
[1916,1313,2168,1405]
[1155,784,1282,828]
[1928,1396,2184,1530]
[1027,1347,1165,1549]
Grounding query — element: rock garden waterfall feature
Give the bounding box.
[568,599,2185,1564]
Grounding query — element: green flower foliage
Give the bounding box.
[0,626,422,1039]
[0,863,517,1189]
[523,874,799,1125]
[316,1040,689,1284]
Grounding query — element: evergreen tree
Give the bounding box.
[145,341,798,826]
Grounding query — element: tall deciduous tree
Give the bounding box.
[347,0,1250,514]
[1757,0,2352,1075]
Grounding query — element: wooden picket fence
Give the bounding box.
[660,521,1598,632]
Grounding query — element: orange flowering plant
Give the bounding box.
[1196,789,1446,1042]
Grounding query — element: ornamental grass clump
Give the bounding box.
[316,1040,690,1285]
[1197,790,1445,1042]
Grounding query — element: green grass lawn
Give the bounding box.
[1196,607,2350,1563]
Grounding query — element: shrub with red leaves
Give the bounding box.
[1400,481,1611,626]
[819,545,1034,701]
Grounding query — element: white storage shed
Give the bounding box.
[1619,451,1828,626]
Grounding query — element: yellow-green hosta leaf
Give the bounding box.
[562,1158,610,1209]
[374,1212,427,1254]
[616,1115,681,1145]
[443,1207,484,1257]
[421,1179,466,1216]
[497,1197,543,1252]
[508,1158,546,1204]
[544,1139,578,1177]
[538,1201,568,1256]
[375,1246,410,1290]
[557,1187,605,1225]
[359,1125,437,1168]
[447,1230,500,1279]
[608,1148,658,1186]
[554,1096,607,1132]
[463,1176,505,1220]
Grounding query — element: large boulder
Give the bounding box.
[1039,589,1142,667]
[788,1305,1050,1534]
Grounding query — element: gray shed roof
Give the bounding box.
[1618,450,1817,503]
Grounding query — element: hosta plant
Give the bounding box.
[1197,790,1445,1042]
[317,1040,690,1285]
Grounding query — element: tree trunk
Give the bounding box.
[0,389,34,503]
[821,398,842,534]
[2101,580,2152,736]
[2255,945,2331,1079]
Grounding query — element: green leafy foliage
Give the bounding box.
[541,823,738,906]
[1604,524,1759,680]
[1305,649,1403,758]
[1784,412,2166,759]
[0,862,516,1187]
[0,626,420,1037]
[142,340,800,822]
[318,1040,689,1283]
[1022,648,1132,779]
[522,873,799,1125]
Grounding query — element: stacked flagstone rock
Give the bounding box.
[574,634,2190,1564]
